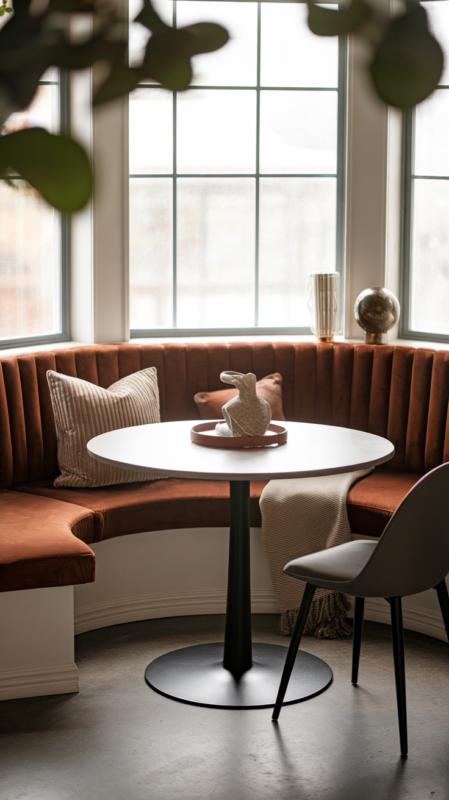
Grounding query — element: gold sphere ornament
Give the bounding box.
[354,287,400,345]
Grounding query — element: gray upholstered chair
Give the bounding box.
[272,462,449,758]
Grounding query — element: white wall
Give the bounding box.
[70,2,129,345]
[0,586,78,700]
[344,0,403,340]
[74,526,279,634]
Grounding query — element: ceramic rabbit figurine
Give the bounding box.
[215,371,271,437]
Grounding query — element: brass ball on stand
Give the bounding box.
[354,287,400,345]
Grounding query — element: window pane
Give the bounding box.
[129,89,173,174]
[425,1,449,85]
[4,84,59,135]
[415,90,449,177]
[0,181,61,340]
[258,178,336,327]
[261,4,338,88]
[129,1,343,335]
[129,178,173,329]
[410,179,449,334]
[176,1,257,87]
[177,179,255,327]
[260,91,337,174]
[177,90,256,174]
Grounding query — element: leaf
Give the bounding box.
[93,65,143,105]
[181,22,230,55]
[0,128,92,211]
[370,5,444,108]
[142,22,229,91]
[0,62,48,125]
[308,0,370,37]
[134,0,168,34]
[143,33,193,90]
[46,36,127,70]
[0,11,126,116]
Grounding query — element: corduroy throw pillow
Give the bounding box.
[47,368,161,488]
[194,373,285,421]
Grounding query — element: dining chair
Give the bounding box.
[272,462,449,758]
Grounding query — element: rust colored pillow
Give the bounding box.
[194,373,285,422]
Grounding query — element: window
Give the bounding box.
[129,1,346,336]
[402,1,449,341]
[0,69,70,348]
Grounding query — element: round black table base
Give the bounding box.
[145,642,332,709]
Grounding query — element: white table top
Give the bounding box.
[87,420,395,482]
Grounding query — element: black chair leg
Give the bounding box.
[351,596,365,685]
[272,582,316,721]
[434,580,449,641]
[390,596,408,758]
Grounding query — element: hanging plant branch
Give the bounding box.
[0,127,92,211]
[0,0,444,212]
[0,0,229,210]
[307,0,444,109]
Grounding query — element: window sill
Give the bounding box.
[1,334,449,359]
[0,340,85,358]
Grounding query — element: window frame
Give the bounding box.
[0,69,71,350]
[130,3,348,339]
[400,1,449,343]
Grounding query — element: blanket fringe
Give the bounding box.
[280,592,352,639]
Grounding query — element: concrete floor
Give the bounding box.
[1,615,449,800]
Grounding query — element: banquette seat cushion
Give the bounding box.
[0,491,96,591]
[2,340,449,592]
[16,472,422,544]
[15,479,268,542]
[346,470,422,538]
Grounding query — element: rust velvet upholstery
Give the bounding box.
[347,470,422,538]
[1,340,449,592]
[2,342,447,489]
[16,479,268,542]
[0,491,96,592]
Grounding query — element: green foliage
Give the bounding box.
[0,0,12,17]
[138,22,229,92]
[93,66,142,106]
[0,0,229,210]
[93,0,229,98]
[0,0,446,211]
[308,0,444,110]
[0,128,92,211]
[370,5,444,109]
[308,0,370,38]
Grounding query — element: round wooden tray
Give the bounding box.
[190,421,288,449]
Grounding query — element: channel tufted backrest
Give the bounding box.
[1,341,449,489]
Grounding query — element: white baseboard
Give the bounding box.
[75,589,449,644]
[357,597,448,643]
[0,663,79,701]
[74,589,280,635]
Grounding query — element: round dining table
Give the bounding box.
[88,419,394,710]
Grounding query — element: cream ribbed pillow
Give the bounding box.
[47,367,161,488]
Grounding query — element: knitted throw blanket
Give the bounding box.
[260,469,372,639]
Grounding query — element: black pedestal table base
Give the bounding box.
[145,642,332,709]
[144,479,333,709]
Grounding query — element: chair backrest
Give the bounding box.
[352,462,449,598]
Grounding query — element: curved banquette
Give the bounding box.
[1,340,449,594]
